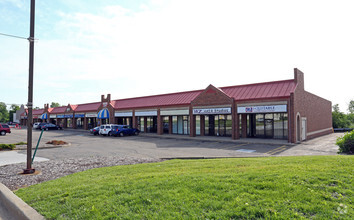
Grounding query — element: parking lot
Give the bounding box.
[0,128,341,164]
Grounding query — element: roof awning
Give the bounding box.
[40,113,48,119]
[97,108,109,119]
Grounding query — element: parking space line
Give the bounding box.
[222,143,248,150]
[266,145,288,155]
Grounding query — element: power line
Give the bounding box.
[0,32,27,40]
[0,32,38,42]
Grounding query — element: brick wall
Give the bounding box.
[292,69,332,142]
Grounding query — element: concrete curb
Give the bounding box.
[15,143,70,150]
[139,133,294,146]
[0,183,45,220]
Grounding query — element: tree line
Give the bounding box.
[0,102,61,123]
[332,100,354,129]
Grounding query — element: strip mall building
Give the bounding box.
[20,69,332,143]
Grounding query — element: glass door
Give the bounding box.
[208,115,215,136]
[265,114,274,138]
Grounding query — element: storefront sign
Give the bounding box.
[161,109,189,116]
[57,114,65,118]
[49,114,57,118]
[75,114,85,118]
[135,110,157,116]
[237,105,287,113]
[86,113,98,117]
[193,107,231,115]
[64,114,73,118]
[115,111,133,117]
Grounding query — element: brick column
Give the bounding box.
[168,116,173,134]
[232,100,236,140]
[200,115,205,136]
[132,110,138,129]
[84,117,87,130]
[241,114,247,138]
[73,117,77,129]
[157,109,163,135]
[189,106,196,137]
[144,117,147,133]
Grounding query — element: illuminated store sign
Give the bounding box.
[237,105,287,113]
[193,107,231,115]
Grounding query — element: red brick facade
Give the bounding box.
[21,68,332,143]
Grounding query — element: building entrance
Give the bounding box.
[246,113,288,139]
[205,115,232,137]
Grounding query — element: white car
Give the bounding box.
[99,124,118,136]
[33,122,41,129]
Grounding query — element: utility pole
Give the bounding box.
[24,0,36,174]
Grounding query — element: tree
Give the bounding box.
[9,104,20,122]
[0,102,9,122]
[332,104,350,128]
[50,102,60,108]
[348,100,354,114]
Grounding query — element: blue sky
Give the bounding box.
[1,0,353,112]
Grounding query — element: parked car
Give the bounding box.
[99,124,118,136]
[36,123,49,130]
[111,125,140,137]
[40,123,63,130]
[33,122,41,129]
[0,124,11,135]
[90,126,100,135]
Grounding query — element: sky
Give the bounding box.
[0,0,353,112]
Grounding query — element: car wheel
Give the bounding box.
[134,131,139,136]
[0,131,6,136]
[119,132,124,137]
[108,131,112,136]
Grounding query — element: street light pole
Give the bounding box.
[24,0,36,174]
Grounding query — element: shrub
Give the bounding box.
[336,130,354,154]
[46,140,68,145]
[0,144,16,150]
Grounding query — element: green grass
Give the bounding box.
[16,156,353,219]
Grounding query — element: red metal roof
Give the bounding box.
[32,109,44,115]
[50,106,67,114]
[112,90,202,110]
[75,102,101,112]
[221,80,296,101]
[112,79,295,109]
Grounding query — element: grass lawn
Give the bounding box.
[16,156,353,219]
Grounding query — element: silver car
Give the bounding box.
[99,124,118,136]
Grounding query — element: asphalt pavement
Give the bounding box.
[0,128,342,167]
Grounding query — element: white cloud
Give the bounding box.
[1,0,353,111]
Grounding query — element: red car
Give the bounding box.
[0,124,11,135]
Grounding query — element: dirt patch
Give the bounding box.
[46,140,68,145]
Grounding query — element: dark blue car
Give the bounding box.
[112,125,140,137]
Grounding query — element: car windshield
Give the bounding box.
[2,125,9,128]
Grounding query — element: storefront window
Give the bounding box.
[172,116,178,134]
[172,115,189,135]
[205,116,209,135]
[247,113,288,139]
[138,117,144,132]
[146,116,157,133]
[205,115,232,137]
[76,118,83,129]
[196,116,201,135]
[163,116,169,134]
[67,118,72,128]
